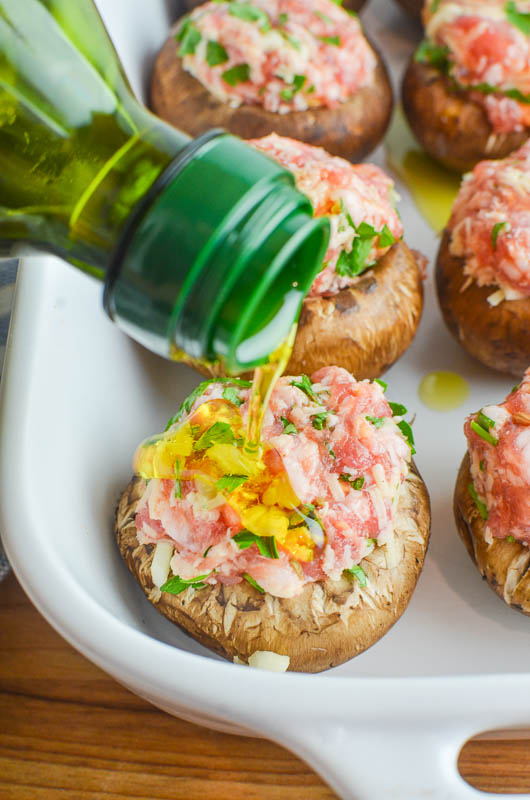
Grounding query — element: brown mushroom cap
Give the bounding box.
[402,59,529,173]
[176,241,424,381]
[116,466,430,672]
[436,229,530,378]
[454,452,530,614]
[151,31,393,163]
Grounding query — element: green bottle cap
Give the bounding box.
[104,131,329,374]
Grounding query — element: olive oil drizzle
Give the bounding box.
[245,324,297,454]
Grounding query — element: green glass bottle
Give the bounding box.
[0,0,329,373]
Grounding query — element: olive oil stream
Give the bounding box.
[135,325,319,564]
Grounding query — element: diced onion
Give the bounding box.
[487,289,504,307]
[151,541,174,587]
[247,651,290,672]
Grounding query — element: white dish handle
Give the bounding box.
[274,720,530,800]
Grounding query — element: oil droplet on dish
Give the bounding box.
[385,107,461,233]
[418,370,470,411]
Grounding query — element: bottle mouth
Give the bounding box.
[104,131,330,371]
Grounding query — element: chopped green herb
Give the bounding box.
[229,2,271,30]
[505,0,530,35]
[243,573,265,593]
[397,420,416,454]
[281,416,298,435]
[325,442,336,459]
[430,0,441,11]
[234,530,279,559]
[374,378,388,393]
[166,377,251,429]
[379,224,396,248]
[468,483,488,520]
[330,0,343,4]
[279,30,301,49]
[222,63,251,86]
[222,386,243,407]
[477,410,495,431]
[203,545,212,558]
[315,9,333,23]
[174,460,182,499]
[290,374,322,404]
[319,34,341,46]
[491,221,509,250]
[366,415,385,428]
[176,20,201,56]
[311,411,330,430]
[506,535,516,543]
[344,564,367,587]
[340,473,365,490]
[280,73,306,101]
[278,11,288,24]
[206,40,229,66]
[414,39,450,73]
[479,460,485,472]
[161,573,210,595]
[356,221,377,238]
[335,237,373,277]
[307,84,315,93]
[388,401,408,417]
[512,384,520,393]
[366,538,377,548]
[216,474,248,492]
[470,420,498,447]
[194,421,235,451]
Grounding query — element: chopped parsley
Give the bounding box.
[243,573,265,593]
[161,573,210,595]
[280,74,306,102]
[319,34,341,46]
[374,378,387,393]
[397,420,416,455]
[311,411,330,430]
[477,410,495,431]
[174,460,182,499]
[290,374,323,404]
[222,62,251,86]
[222,385,243,407]
[388,401,408,417]
[505,0,530,35]
[166,377,251,429]
[194,421,236,451]
[366,538,377,547]
[278,11,288,24]
[206,40,229,66]
[379,224,396,248]
[468,483,488,520]
[335,217,395,278]
[315,9,334,23]
[281,416,298,435]
[479,460,485,472]
[325,442,336,459]
[366,415,385,428]
[229,2,271,30]
[234,530,279,559]
[176,19,202,56]
[506,535,516,543]
[344,564,367,587]
[491,221,509,250]
[216,474,248,492]
[339,473,365,490]
[414,39,450,74]
[470,419,498,447]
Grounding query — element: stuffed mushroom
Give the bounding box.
[436,140,530,376]
[151,0,393,162]
[454,370,530,613]
[178,133,425,381]
[402,0,530,172]
[116,367,430,672]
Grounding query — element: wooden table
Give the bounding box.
[2,571,530,799]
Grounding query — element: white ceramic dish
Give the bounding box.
[2,1,530,798]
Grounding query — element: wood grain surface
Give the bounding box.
[2,571,530,798]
